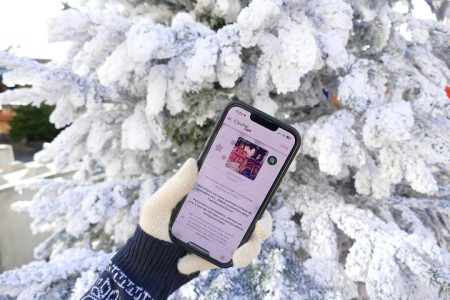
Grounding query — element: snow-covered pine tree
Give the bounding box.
[0,0,449,299]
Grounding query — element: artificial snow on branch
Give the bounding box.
[0,0,449,298]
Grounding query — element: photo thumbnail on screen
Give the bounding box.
[225,137,268,180]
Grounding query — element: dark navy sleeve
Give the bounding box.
[81,226,199,300]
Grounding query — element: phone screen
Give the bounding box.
[171,106,297,264]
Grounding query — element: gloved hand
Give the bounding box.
[139,158,273,275]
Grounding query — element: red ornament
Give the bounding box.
[445,85,450,99]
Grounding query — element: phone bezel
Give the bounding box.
[169,100,301,268]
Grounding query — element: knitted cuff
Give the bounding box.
[111,226,199,300]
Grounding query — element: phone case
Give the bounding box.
[169,100,301,268]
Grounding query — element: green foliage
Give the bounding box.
[9,104,61,142]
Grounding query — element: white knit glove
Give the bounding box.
[139,158,273,275]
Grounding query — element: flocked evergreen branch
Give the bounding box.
[0,0,449,298]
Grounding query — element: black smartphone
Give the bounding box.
[169,100,301,268]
